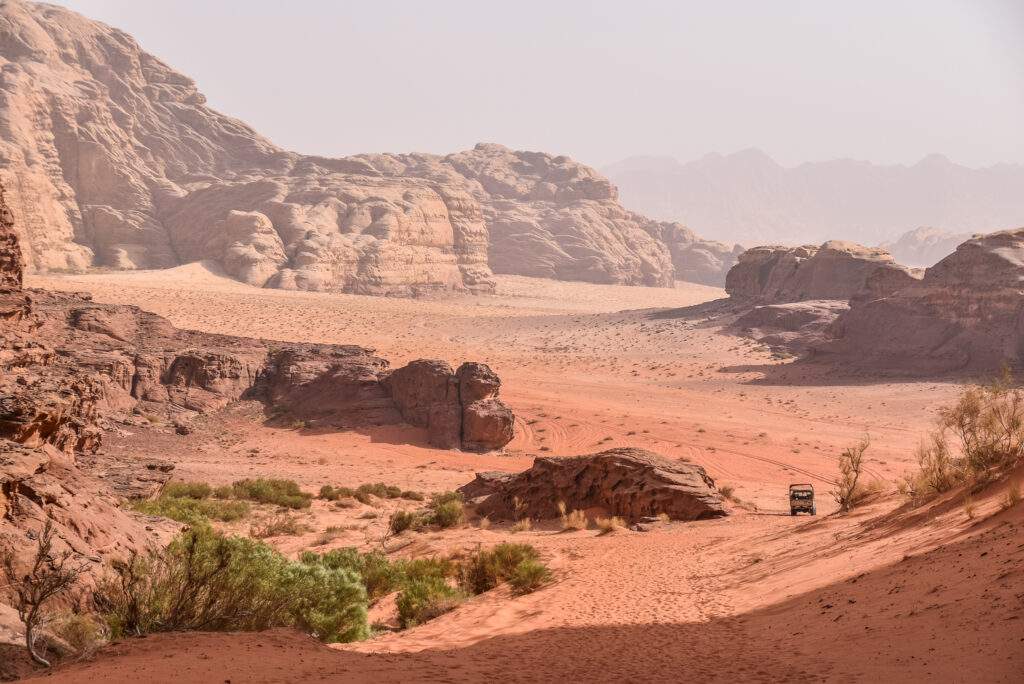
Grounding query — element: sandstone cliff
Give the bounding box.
[816,228,1024,374]
[0,0,736,291]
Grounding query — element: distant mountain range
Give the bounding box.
[604,150,1024,248]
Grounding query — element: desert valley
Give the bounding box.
[1,1,1023,682]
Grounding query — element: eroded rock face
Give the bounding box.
[816,228,1024,374]
[459,447,726,521]
[0,184,20,289]
[643,221,743,287]
[1,178,513,452]
[0,2,734,291]
[0,440,177,595]
[384,360,514,451]
[726,241,919,303]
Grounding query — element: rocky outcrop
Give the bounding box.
[725,241,919,303]
[383,360,514,451]
[816,228,1024,374]
[459,448,726,522]
[0,1,732,291]
[731,300,849,355]
[0,440,178,595]
[0,181,513,452]
[0,184,19,289]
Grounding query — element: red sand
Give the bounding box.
[21,270,1024,683]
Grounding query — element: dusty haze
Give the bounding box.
[54,0,1024,170]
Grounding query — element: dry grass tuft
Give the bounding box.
[510,518,533,533]
[595,516,626,535]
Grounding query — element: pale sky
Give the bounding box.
[54,0,1024,169]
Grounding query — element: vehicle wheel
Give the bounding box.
[790,509,796,516]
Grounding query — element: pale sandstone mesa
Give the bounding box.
[0,0,739,292]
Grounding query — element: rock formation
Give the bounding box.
[0,181,514,453]
[816,228,1024,374]
[0,184,19,289]
[880,227,976,267]
[725,241,919,303]
[459,448,727,522]
[0,1,736,291]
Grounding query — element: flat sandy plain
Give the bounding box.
[26,265,1023,682]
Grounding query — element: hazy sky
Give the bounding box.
[55,0,1024,169]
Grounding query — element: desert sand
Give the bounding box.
[23,267,1023,682]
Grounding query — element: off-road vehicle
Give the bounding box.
[789,483,816,515]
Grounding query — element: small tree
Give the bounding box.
[832,436,870,511]
[2,519,88,667]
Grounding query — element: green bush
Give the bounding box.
[508,559,552,595]
[388,510,422,535]
[429,491,463,507]
[457,543,539,594]
[395,578,465,628]
[429,501,464,528]
[357,483,404,499]
[231,479,312,509]
[319,485,356,501]
[130,496,250,524]
[98,526,368,643]
[162,482,213,500]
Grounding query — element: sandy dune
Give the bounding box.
[23,268,1022,682]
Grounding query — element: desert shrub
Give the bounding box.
[939,377,1024,473]
[130,495,250,524]
[49,613,109,660]
[162,482,213,500]
[97,525,368,643]
[231,479,312,509]
[250,514,309,538]
[430,501,464,528]
[832,436,870,511]
[507,559,552,595]
[478,516,491,530]
[212,485,234,499]
[657,512,671,524]
[353,491,374,505]
[396,578,465,628]
[557,501,587,531]
[2,520,89,667]
[319,485,356,501]
[357,483,404,499]
[718,485,735,500]
[401,490,425,501]
[456,543,540,595]
[389,510,423,535]
[430,491,463,507]
[595,516,625,534]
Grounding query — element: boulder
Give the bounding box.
[459,447,727,522]
[384,360,515,451]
